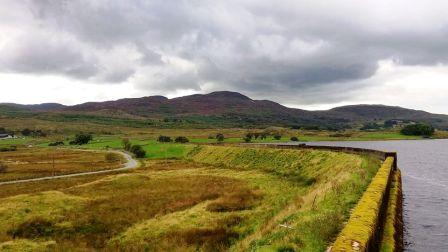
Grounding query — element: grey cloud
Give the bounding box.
[2,0,448,105]
[0,34,97,79]
[135,42,164,65]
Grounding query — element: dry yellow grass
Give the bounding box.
[0,147,123,181]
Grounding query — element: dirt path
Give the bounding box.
[0,150,138,185]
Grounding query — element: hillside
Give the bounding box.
[1,91,448,129]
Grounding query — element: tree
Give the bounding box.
[174,136,189,143]
[69,133,93,145]
[401,123,435,136]
[130,145,146,158]
[243,133,253,143]
[122,138,131,151]
[21,128,32,136]
[157,135,172,143]
[360,122,381,131]
[273,134,282,140]
[384,120,398,128]
[290,136,299,141]
[216,133,224,142]
[48,141,64,146]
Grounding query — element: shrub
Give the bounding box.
[130,145,146,158]
[273,134,282,140]
[7,218,54,238]
[242,133,253,143]
[216,133,224,142]
[70,133,93,145]
[158,135,172,143]
[175,136,189,143]
[0,162,7,173]
[243,136,252,143]
[105,153,121,162]
[21,128,32,136]
[0,146,17,152]
[48,141,64,146]
[122,138,131,151]
[290,136,299,141]
[401,123,435,136]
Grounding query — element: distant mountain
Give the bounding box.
[2,91,448,129]
[1,103,66,111]
[326,105,448,126]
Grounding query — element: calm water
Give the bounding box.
[302,139,448,251]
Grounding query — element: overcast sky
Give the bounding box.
[1,0,448,113]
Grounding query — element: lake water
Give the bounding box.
[302,139,448,251]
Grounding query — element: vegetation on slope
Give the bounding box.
[3,91,448,129]
[188,146,381,251]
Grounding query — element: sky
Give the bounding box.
[1,0,448,113]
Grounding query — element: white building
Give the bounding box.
[0,133,14,139]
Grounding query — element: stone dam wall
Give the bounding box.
[250,143,404,252]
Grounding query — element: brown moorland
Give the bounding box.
[0,147,124,182]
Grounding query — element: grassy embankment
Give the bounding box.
[0,145,380,251]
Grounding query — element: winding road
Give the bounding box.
[0,150,139,185]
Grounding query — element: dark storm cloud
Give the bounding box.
[2,0,448,104]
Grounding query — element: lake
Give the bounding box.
[303,139,448,251]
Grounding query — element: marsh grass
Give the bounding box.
[206,187,263,212]
[0,147,123,181]
[1,171,254,250]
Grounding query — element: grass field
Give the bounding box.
[0,145,380,251]
[0,147,124,182]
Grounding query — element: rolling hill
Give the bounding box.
[1,91,448,129]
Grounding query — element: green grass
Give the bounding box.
[71,137,194,159]
[32,137,193,160]
[0,138,33,146]
[141,142,195,159]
